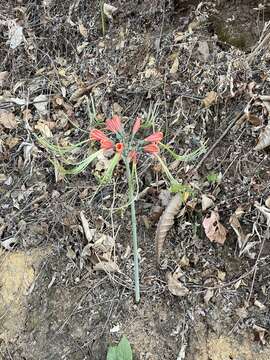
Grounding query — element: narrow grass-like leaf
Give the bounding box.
[160,142,207,162]
[155,155,176,184]
[37,136,89,156]
[63,149,103,175]
[101,153,120,184]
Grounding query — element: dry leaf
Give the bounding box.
[167,270,189,297]
[254,299,266,311]
[34,94,49,116]
[93,261,119,273]
[170,56,179,74]
[204,289,214,304]
[202,211,227,245]
[159,189,171,207]
[201,194,214,211]
[198,40,209,61]
[246,113,262,126]
[103,3,117,20]
[255,202,270,226]
[0,71,9,87]
[35,121,52,138]
[1,237,17,250]
[8,22,24,49]
[202,91,218,108]
[254,125,270,151]
[0,111,17,129]
[229,213,253,256]
[78,22,88,38]
[80,211,96,242]
[155,193,182,265]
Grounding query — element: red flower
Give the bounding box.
[144,132,163,143]
[100,139,114,150]
[115,143,124,154]
[128,150,137,163]
[143,143,159,154]
[106,115,122,133]
[90,129,109,142]
[132,117,141,135]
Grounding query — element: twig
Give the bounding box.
[247,224,266,303]
[195,112,245,171]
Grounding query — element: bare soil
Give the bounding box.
[1,0,270,359]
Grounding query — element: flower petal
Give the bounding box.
[143,143,159,154]
[106,115,122,133]
[144,131,163,143]
[90,129,109,142]
[100,139,114,150]
[132,117,141,135]
[128,150,137,163]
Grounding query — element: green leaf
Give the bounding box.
[206,171,219,184]
[106,336,133,360]
[160,142,207,162]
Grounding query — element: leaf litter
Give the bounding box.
[1,0,270,358]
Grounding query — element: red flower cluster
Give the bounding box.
[90,115,163,161]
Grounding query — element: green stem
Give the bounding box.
[126,160,140,303]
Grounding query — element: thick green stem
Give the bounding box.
[126,161,140,303]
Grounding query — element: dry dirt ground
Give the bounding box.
[1,0,270,359]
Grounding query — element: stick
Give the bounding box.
[195,112,245,171]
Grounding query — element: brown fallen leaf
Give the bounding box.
[35,121,53,138]
[202,210,227,245]
[246,113,262,126]
[170,56,179,74]
[103,3,117,20]
[254,124,270,151]
[229,213,254,257]
[254,202,270,226]
[201,194,214,211]
[202,91,218,108]
[0,71,9,87]
[167,269,189,297]
[204,289,214,304]
[78,22,88,38]
[155,193,182,265]
[0,111,17,129]
[93,261,119,273]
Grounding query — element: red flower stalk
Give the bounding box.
[115,142,124,154]
[132,117,141,135]
[128,150,137,163]
[106,115,122,133]
[143,143,159,154]
[100,139,114,150]
[90,129,110,142]
[144,131,163,143]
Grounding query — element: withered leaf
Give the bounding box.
[0,111,17,129]
[167,270,189,297]
[78,22,88,38]
[255,202,270,226]
[170,56,179,74]
[103,3,117,20]
[93,261,119,273]
[202,91,218,108]
[254,124,270,151]
[202,210,227,245]
[155,193,182,265]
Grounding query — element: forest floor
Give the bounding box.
[1,0,270,359]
